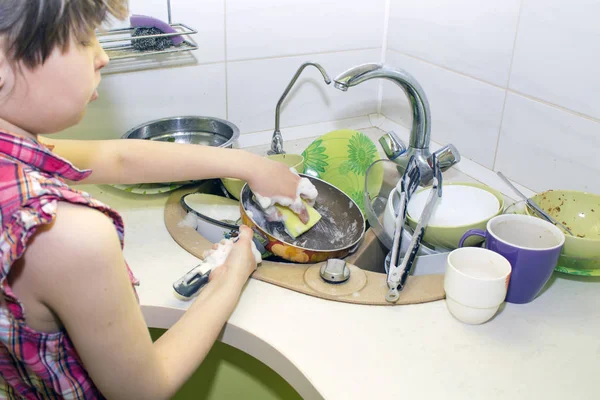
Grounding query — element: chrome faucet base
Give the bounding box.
[268,130,285,155]
[380,132,461,184]
[393,148,434,186]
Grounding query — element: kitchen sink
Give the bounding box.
[345,228,448,277]
[345,229,388,274]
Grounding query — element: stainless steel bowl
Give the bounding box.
[122,116,240,148]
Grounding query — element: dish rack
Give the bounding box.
[98,0,198,60]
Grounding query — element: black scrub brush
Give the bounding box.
[130,15,184,52]
[131,27,172,51]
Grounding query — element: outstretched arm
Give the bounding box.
[41,137,301,199]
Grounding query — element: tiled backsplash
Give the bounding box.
[227,50,380,134]
[61,0,385,140]
[62,0,598,194]
[385,0,600,193]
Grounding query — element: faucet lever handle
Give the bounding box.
[431,144,460,172]
[378,131,407,160]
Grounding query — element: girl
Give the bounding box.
[0,1,312,398]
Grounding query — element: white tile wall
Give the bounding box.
[60,64,227,140]
[226,0,386,61]
[509,0,600,120]
[495,93,600,193]
[128,0,170,21]
[381,0,600,194]
[382,51,506,169]
[227,49,381,134]
[108,0,170,28]
[171,0,225,64]
[73,0,385,141]
[387,0,521,86]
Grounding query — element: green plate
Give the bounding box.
[555,266,600,277]
[111,182,190,195]
[555,253,600,277]
[302,129,382,214]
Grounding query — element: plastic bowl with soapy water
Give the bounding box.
[180,191,240,243]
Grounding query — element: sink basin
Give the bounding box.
[345,228,448,276]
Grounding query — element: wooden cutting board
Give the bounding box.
[165,185,445,306]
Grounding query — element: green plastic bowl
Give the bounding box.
[527,190,600,260]
[220,154,304,200]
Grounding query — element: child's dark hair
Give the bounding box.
[0,0,128,68]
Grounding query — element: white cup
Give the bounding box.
[444,247,512,325]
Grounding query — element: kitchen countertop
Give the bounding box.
[76,128,600,400]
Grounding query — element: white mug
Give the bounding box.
[444,247,512,325]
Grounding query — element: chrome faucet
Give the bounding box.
[268,62,332,155]
[333,63,460,185]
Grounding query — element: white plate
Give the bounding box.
[182,193,240,223]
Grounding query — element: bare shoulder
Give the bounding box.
[24,201,126,301]
[53,201,121,245]
[35,201,121,260]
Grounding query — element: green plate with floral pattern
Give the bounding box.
[302,129,382,214]
[111,182,191,195]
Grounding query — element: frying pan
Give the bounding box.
[239,175,365,263]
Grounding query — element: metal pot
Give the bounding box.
[122,116,240,148]
[239,175,365,263]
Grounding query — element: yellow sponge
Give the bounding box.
[275,201,322,239]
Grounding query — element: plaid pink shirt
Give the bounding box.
[0,131,138,399]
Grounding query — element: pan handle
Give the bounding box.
[226,229,273,259]
[173,266,211,299]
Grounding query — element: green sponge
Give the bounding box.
[275,202,322,239]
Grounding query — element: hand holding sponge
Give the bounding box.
[254,175,322,239]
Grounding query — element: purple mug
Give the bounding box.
[459,214,565,304]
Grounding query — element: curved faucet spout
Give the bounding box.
[334,63,431,150]
[269,62,332,155]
